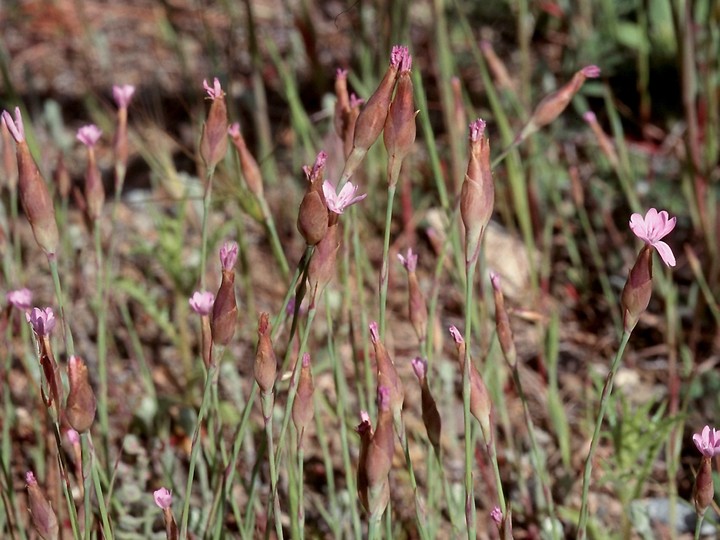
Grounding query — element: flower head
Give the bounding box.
[411,357,427,380]
[581,65,601,78]
[448,325,464,344]
[203,77,224,100]
[220,241,238,271]
[693,425,720,458]
[113,85,136,109]
[66,429,80,445]
[2,107,25,143]
[6,288,33,310]
[490,506,503,525]
[629,208,677,267]
[26,307,55,336]
[397,248,418,273]
[153,487,172,509]
[469,118,486,142]
[189,291,215,316]
[322,181,367,214]
[227,122,241,138]
[76,125,102,148]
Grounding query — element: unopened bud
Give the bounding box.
[383,53,417,186]
[460,119,494,264]
[334,69,351,140]
[480,40,514,91]
[228,123,264,198]
[398,249,427,343]
[366,387,394,518]
[254,313,277,394]
[1,114,18,192]
[297,152,329,246]
[451,76,467,139]
[77,125,105,221]
[411,357,441,455]
[620,245,653,332]
[343,95,362,159]
[200,78,229,171]
[211,268,237,346]
[307,222,340,302]
[53,154,71,202]
[490,272,517,368]
[369,322,404,419]
[2,108,59,256]
[517,65,601,144]
[66,355,97,433]
[292,352,314,446]
[26,471,59,540]
[341,46,407,182]
[694,456,714,516]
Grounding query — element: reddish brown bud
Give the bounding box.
[65,355,97,433]
[113,106,129,173]
[480,40,514,91]
[307,222,340,302]
[490,273,517,368]
[334,69,351,140]
[343,96,362,159]
[1,116,17,192]
[297,152,329,246]
[411,358,441,455]
[517,65,601,143]
[369,322,404,420]
[398,249,427,343]
[211,269,237,346]
[254,313,277,394]
[620,245,653,332]
[200,78,229,171]
[694,456,714,516]
[39,346,63,420]
[53,154,71,202]
[383,54,416,186]
[292,352,314,445]
[450,77,467,138]
[365,388,394,517]
[460,119,494,264]
[228,124,264,198]
[26,472,59,540]
[340,46,406,183]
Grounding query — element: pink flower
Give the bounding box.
[65,429,80,445]
[411,357,426,380]
[153,487,172,509]
[2,107,25,143]
[448,325,464,344]
[76,125,102,147]
[390,45,409,69]
[25,471,37,485]
[203,77,224,100]
[6,288,33,310]
[469,118,486,142]
[322,181,367,214]
[583,111,597,123]
[189,291,214,316]
[227,122,241,138]
[693,425,720,458]
[490,506,503,525]
[397,248,417,273]
[581,65,601,78]
[629,208,677,267]
[112,85,135,109]
[220,241,238,271]
[369,321,380,343]
[26,307,56,336]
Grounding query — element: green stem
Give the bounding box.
[577,330,632,538]
[397,420,429,540]
[86,434,113,540]
[48,256,75,357]
[258,197,290,279]
[378,184,397,339]
[199,166,215,290]
[93,220,110,471]
[297,445,305,540]
[694,513,704,540]
[179,362,218,538]
[262,393,284,540]
[462,261,477,539]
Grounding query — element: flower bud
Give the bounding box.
[200,78,229,171]
[307,222,340,302]
[153,487,178,540]
[460,119,494,264]
[1,114,18,192]
[66,355,97,433]
[112,85,135,179]
[228,123,264,198]
[254,312,277,394]
[516,65,601,144]
[694,456,714,517]
[297,152,329,246]
[398,248,427,343]
[211,268,237,346]
[620,245,653,332]
[343,95,362,159]
[411,357,441,455]
[2,108,59,256]
[334,68,351,140]
[77,125,105,221]
[383,53,417,186]
[451,77,467,139]
[341,46,406,183]
[480,40,514,91]
[26,471,59,540]
[53,154,71,202]
[365,387,394,518]
[490,272,517,368]
[369,322,404,420]
[292,352,314,446]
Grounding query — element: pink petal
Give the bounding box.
[629,213,648,241]
[659,215,677,238]
[654,241,675,267]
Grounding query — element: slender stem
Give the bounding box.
[262,393,284,540]
[297,444,305,540]
[258,197,290,279]
[577,330,632,538]
[179,363,218,538]
[462,260,477,539]
[86,435,113,540]
[378,184,397,339]
[48,256,75,357]
[397,420,429,540]
[93,220,110,471]
[199,167,215,290]
[694,513,705,540]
